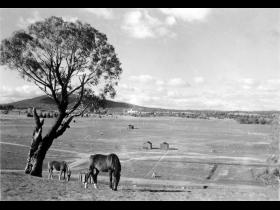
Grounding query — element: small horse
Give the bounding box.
[48,160,71,181]
[84,154,121,191]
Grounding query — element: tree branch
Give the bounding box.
[66,75,86,115]
[54,116,74,139]
[33,108,44,131]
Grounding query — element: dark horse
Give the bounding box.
[84,154,121,191]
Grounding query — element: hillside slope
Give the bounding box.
[2,95,142,112]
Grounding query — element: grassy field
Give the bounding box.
[1,114,279,200]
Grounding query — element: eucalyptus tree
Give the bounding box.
[0,16,122,177]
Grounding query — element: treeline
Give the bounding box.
[126,110,276,125]
[27,112,58,118]
[0,105,14,110]
[235,116,273,125]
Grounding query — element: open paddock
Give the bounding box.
[1,114,279,200]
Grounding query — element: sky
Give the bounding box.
[0,8,279,111]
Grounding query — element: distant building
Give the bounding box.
[160,142,169,150]
[127,109,138,115]
[143,141,152,150]
[128,124,135,129]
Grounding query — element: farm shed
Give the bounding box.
[128,124,134,129]
[160,142,169,150]
[143,141,152,150]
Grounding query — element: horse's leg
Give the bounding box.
[48,169,51,179]
[84,172,90,189]
[90,173,93,184]
[109,170,113,189]
[49,170,53,179]
[93,169,99,189]
[63,171,66,180]
[59,170,62,180]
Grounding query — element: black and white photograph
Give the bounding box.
[0,8,279,201]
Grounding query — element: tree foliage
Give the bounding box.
[0,16,122,115]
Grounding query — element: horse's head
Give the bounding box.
[113,172,121,191]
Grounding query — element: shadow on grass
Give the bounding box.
[138,189,185,193]
[122,188,186,193]
[151,147,178,151]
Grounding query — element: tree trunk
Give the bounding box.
[24,109,44,175]
[30,138,52,177]
[29,150,46,177]
[25,108,71,177]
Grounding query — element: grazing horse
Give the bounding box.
[48,160,71,181]
[84,154,121,191]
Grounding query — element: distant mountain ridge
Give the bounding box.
[1,95,280,115]
[2,95,137,111]
[1,95,183,113]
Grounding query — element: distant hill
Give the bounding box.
[1,95,145,112]
[1,95,280,115]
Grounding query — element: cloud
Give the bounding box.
[115,76,280,111]
[238,78,260,90]
[122,9,175,39]
[122,8,211,39]
[129,74,156,83]
[257,79,280,92]
[17,11,42,28]
[194,77,205,84]
[128,75,190,88]
[83,8,114,19]
[165,16,176,26]
[167,78,190,87]
[61,16,79,23]
[18,12,82,29]
[0,85,43,104]
[122,10,160,39]
[158,8,211,22]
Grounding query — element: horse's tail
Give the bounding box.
[110,154,121,174]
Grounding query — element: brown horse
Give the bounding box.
[84,154,121,191]
[48,160,71,181]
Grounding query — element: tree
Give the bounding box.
[0,16,122,177]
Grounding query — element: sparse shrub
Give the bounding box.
[272,168,280,177]
[1,110,9,114]
[255,167,280,186]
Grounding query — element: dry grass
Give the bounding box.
[1,172,278,201]
[1,114,279,200]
